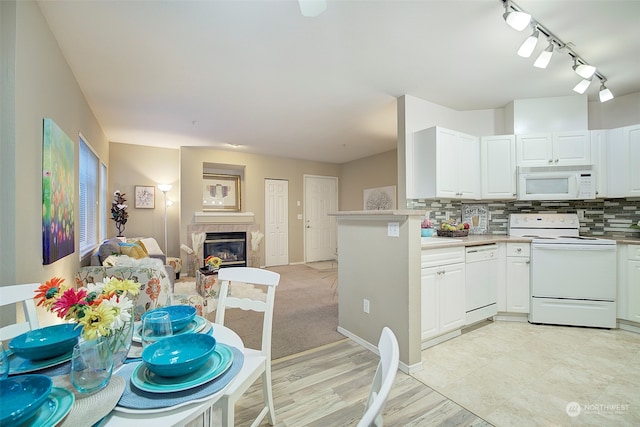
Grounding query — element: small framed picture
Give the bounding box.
[203,173,241,211]
[134,185,155,209]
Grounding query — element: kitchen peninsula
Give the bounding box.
[332,210,424,373]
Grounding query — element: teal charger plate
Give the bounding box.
[131,344,233,393]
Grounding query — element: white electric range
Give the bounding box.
[509,213,617,328]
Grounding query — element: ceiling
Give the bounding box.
[37,0,640,164]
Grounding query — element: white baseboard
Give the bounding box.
[421,329,461,350]
[494,313,529,322]
[618,319,640,334]
[337,326,422,374]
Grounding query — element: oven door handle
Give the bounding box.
[532,244,616,251]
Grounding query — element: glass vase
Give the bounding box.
[105,309,134,369]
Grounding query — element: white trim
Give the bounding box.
[194,212,255,224]
[337,326,423,374]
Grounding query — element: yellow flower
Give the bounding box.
[205,256,222,268]
[103,277,140,298]
[78,302,116,340]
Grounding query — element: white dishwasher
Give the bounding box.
[465,244,499,325]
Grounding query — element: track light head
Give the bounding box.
[299,0,327,17]
[572,78,592,94]
[517,28,539,58]
[533,41,554,68]
[599,82,614,102]
[503,1,531,31]
[572,59,596,79]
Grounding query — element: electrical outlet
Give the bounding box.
[363,299,370,314]
[577,209,586,220]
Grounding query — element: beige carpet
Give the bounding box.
[306,260,338,272]
[178,264,341,360]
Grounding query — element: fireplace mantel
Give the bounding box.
[194,212,255,224]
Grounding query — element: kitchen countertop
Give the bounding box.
[421,234,640,249]
[421,234,531,249]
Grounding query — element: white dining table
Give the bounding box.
[101,322,244,427]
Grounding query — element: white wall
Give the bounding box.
[403,94,502,136]
[589,92,640,130]
[513,95,588,134]
[2,1,108,310]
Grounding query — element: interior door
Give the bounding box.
[265,179,288,267]
[304,175,337,262]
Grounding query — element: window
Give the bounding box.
[79,135,106,255]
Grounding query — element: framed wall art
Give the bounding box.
[134,185,155,209]
[42,118,75,264]
[364,185,396,210]
[203,173,241,211]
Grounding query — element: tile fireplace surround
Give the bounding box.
[187,212,260,273]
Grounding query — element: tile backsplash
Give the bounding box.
[409,197,640,238]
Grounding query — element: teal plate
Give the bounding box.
[131,344,233,393]
[132,315,207,343]
[18,387,74,427]
[8,350,72,376]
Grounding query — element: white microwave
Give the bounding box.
[517,165,596,200]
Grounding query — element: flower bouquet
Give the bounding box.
[34,276,141,368]
[204,255,222,272]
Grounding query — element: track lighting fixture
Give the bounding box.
[501,0,613,101]
[503,1,531,31]
[599,81,614,103]
[573,78,592,95]
[517,27,539,58]
[533,40,554,69]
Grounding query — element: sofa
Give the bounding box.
[79,237,202,319]
[75,262,174,321]
[90,237,165,265]
[89,237,175,283]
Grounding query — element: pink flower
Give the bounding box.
[52,288,88,320]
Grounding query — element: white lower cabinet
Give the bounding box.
[628,259,640,323]
[618,244,640,324]
[505,243,530,314]
[421,247,465,341]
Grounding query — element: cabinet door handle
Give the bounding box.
[555,159,559,163]
[548,159,553,163]
[525,260,530,264]
[516,248,522,252]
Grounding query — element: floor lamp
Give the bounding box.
[158,184,172,256]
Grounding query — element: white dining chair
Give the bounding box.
[214,267,280,427]
[0,283,41,344]
[357,327,400,427]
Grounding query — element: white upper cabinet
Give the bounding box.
[608,124,640,198]
[481,135,516,199]
[590,130,608,198]
[516,131,591,167]
[411,126,481,200]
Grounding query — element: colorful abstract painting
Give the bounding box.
[42,118,75,264]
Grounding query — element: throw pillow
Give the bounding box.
[133,239,149,256]
[118,242,147,259]
[98,238,122,263]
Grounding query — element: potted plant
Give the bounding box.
[421,217,435,237]
[111,190,128,237]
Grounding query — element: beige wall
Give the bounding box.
[336,213,422,369]
[2,1,108,324]
[108,143,180,256]
[107,144,398,265]
[339,150,397,211]
[180,147,341,265]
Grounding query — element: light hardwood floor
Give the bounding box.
[235,339,490,426]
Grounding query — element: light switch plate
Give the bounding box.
[388,222,400,237]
